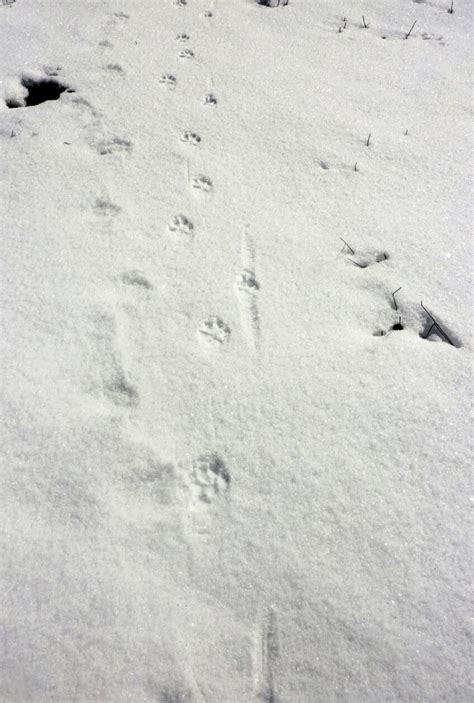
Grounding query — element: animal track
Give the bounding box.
[180,454,230,536]
[43,65,62,77]
[123,451,176,511]
[236,268,259,292]
[421,32,444,42]
[204,11,213,18]
[175,0,187,6]
[97,136,132,155]
[113,11,130,20]
[198,316,231,345]
[180,131,201,146]
[159,686,193,703]
[178,49,194,59]
[168,215,194,236]
[120,270,152,289]
[237,231,261,350]
[71,96,101,119]
[187,454,230,504]
[191,174,212,192]
[105,62,125,74]
[98,39,113,48]
[202,93,217,106]
[106,374,139,407]
[94,197,121,215]
[200,318,231,348]
[159,73,177,87]
[175,33,190,42]
[91,311,139,408]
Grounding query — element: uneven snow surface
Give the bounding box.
[1,1,472,701]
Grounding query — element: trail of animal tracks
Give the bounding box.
[1,0,472,701]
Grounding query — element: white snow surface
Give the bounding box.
[1,1,472,701]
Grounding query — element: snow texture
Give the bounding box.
[1,0,472,701]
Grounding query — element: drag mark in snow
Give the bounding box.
[236,229,261,351]
[254,606,280,703]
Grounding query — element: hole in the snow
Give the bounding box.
[392,318,404,331]
[6,76,72,108]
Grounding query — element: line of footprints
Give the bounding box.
[162,8,261,352]
[87,7,233,548]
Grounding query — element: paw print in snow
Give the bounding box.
[188,454,230,504]
[204,11,213,18]
[159,73,176,86]
[175,0,187,6]
[202,93,217,106]
[191,175,212,192]
[198,316,230,345]
[178,49,194,59]
[168,215,194,236]
[180,131,201,146]
[175,33,190,42]
[236,269,259,292]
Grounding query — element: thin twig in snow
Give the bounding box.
[405,21,417,39]
[392,287,402,311]
[420,301,454,345]
[339,237,355,255]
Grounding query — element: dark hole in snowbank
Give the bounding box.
[6,76,73,108]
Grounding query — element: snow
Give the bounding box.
[1,0,472,701]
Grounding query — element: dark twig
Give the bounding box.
[366,133,371,147]
[420,301,454,345]
[362,15,368,28]
[339,237,355,255]
[422,322,436,339]
[448,1,454,13]
[354,162,358,171]
[391,286,402,311]
[405,21,417,39]
[348,259,367,268]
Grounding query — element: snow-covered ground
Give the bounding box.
[1,1,472,700]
